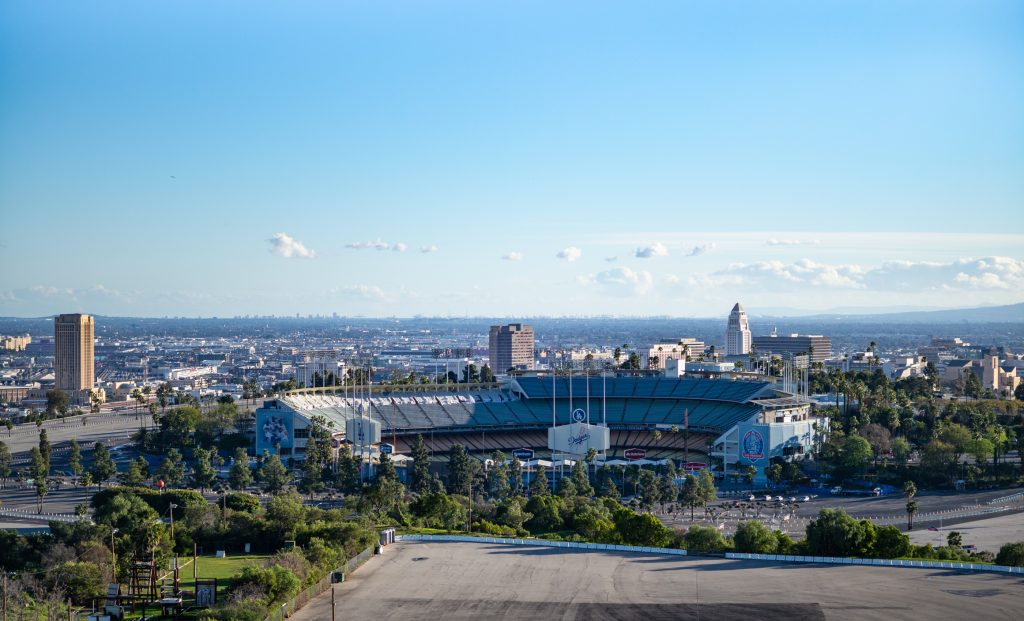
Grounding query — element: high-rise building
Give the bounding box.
[489,323,535,374]
[725,303,752,356]
[752,333,832,364]
[54,313,95,399]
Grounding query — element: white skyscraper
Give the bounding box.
[725,303,752,356]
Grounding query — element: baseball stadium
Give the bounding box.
[255,374,818,477]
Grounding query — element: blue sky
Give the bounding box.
[1,1,1022,317]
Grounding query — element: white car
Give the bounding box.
[764,495,773,502]
[801,496,811,502]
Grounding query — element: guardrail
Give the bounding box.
[0,507,91,524]
[989,491,1024,505]
[725,552,1024,574]
[396,534,687,556]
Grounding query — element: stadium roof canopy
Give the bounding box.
[276,376,780,436]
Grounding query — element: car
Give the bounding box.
[801,495,811,502]
[748,494,756,501]
[830,486,843,494]
[872,487,882,496]
[764,495,773,501]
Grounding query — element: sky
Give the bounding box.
[1,1,1022,318]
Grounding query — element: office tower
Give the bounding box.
[725,303,752,356]
[489,323,535,373]
[54,313,95,396]
[752,333,833,364]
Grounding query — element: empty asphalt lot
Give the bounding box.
[291,541,1023,621]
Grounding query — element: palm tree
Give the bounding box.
[904,481,918,530]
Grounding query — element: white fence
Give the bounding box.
[0,507,91,524]
[396,534,687,556]
[725,552,1024,574]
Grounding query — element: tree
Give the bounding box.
[359,454,405,521]
[447,445,476,494]
[734,520,777,553]
[120,456,150,486]
[156,448,186,487]
[529,464,550,496]
[599,475,620,500]
[891,437,911,469]
[570,458,594,497]
[487,451,511,499]
[68,439,82,482]
[842,435,873,473]
[920,439,957,483]
[638,469,661,511]
[743,464,757,491]
[995,542,1024,567]
[0,441,11,488]
[30,447,48,513]
[903,481,918,530]
[38,429,51,474]
[874,525,911,559]
[410,435,431,495]
[683,525,728,553]
[479,364,496,384]
[805,508,872,557]
[766,463,783,486]
[261,454,291,494]
[334,446,360,494]
[679,474,702,520]
[947,531,963,549]
[229,447,252,490]
[509,457,524,497]
[190,447,220,492]
[45,389,69,415]
[964,371,983,399]
[90,443,117,488]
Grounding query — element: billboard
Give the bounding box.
[345,417,382,448]
[511,448,535,461]
[547,422,610,455]
[737,422,771,471]
[624,448,646,461]
[256,409,294,454]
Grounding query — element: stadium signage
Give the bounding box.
[511,448,535,461]
[624,448,646,460]
[683,462,706,472]
[380,443,394,455]
[741,429,765,460]
[572,408,587,423]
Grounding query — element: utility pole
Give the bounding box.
[331,585,336,621]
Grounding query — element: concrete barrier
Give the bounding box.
[724,552,1024,574]
[397,534,687,556]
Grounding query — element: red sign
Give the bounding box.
[624,448,646,460]
[331,437,341,449]
[683,462,706,472]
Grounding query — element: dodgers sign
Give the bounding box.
[572,408,587,423]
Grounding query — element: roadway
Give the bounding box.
[290,540,1024,621]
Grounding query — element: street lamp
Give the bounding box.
[110,527,120,583]
[169,503,178,544]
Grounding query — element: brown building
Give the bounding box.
[54,313,95,400]
[489,323,535,374]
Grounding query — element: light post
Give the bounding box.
[110,527,120,583]
[169,503,178,545]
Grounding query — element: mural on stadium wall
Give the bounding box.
[256,409,294,453]
[737,422,770,470]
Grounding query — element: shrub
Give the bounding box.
[225,492,262,514]
[48,561,104,604]
[733,521,776,554]
[682,525,729,553]
[805,509,872,557]
[873,526,911,559]
[995,542,1024,567]
[232,565,300,604]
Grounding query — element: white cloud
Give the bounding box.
[502,252,523,261]
[335,284,387,301]
[687,243,717,257]
[635,242,669,258]
[267,233,315,259]
[582,267,653,296]
[766,238,821,246]
[557,246,582,262]
[345,239,406,252]
[420,245,439,253]
[605,256,618,262]
[694,256,1024,294]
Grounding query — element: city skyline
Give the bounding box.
[2,2,1022,317]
